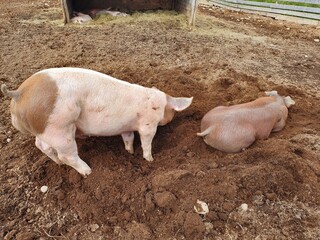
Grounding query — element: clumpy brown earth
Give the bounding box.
[1,0,320,239]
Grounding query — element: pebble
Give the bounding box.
[314,39,319,42]
[266,192,277,201]
[196,171,206,178]
[204,222,213,234]
[123,211,132,221]
[194,200,209,215]
[217,212,228,221]
[207,162,218,169]
[88,223,99,232]
[40,186,48,193]
[6,138,11,143]
[239,203,248,212]
[222,202,234,212]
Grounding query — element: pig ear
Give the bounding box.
[284,96,295,108]
[265,90,278,96]
[167,96,193,112]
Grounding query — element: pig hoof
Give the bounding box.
[145,156,154,162]
[79,167,92,178]
[126,148,134,154]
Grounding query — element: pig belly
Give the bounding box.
[75,111,137,137]
[205,125,256,153]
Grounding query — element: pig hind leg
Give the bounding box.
[35,137,62,165]
[121,132,134,154]
[138,125,157,162]
[208,126,256,153]
[40,124,92,177]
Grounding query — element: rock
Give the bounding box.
[40,185,48,193]
[266,192,277,201]
[183,212,205,239]
[56,190,65,200]
[207,162,218,169]
[124,222,152,240]
[154,191,177,208]
[222,202,234,212]
[145,192,155,211]
[0,133,6,142]
[217,212,228,221]
[314,39,319,42]
[123,211,132,221]
[239,203,248,212]
[194,200,209,215]
[152,170,191,189]
[88,223,99,232]
[15,231,36,240]
[195,171,206,178]
[204,222,213,234]
[69,170,82,184]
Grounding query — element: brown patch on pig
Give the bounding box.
[10,73,58,135]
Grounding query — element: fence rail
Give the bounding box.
[208,0,320,25]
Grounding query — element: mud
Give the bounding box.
[0,1,320,239]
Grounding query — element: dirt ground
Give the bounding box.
[1,0,320,239]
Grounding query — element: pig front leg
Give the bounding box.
[121,132,134,154]
[35,137,62,165]
[138,125,157,162]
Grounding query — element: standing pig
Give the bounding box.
[1,67,193,176]
[197,91,295,153]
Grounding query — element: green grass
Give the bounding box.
[246,0,320,8]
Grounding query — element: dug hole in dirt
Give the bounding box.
[0,1,320,239]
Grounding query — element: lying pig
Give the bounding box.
[71,12,92,24]
[1,68,193,176]
[197,91,295,153]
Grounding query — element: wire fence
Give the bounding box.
[207,0,320,25]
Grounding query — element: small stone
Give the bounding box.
[15,231,36,240]
[239,203,248,212]
[194,200,209,215]
[56,190,65,200]
[217,212,228,221]
[145,192,155,211]
[186,151,195,158]
[124,211,132,221]
[0,133,6,142]
[207,162,218,169]
[253,195,264,206]
[69,170,82,184]
[204,222,213,234]
[125,222,152,239]
[109,216,118,223]
[266,192,277,201]
[40,186,48,193]
[222,202,234,212]
[6,138,11,143]
[88,224,99,232]
[154,191,177,208]
[314,39,319,42]
[196,171,206,178]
